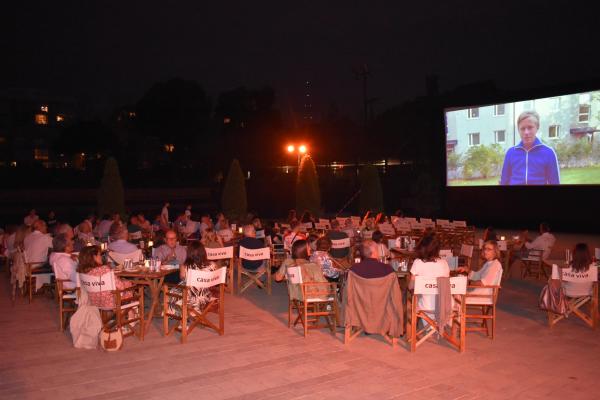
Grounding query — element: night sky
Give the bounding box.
[4,1,600,120]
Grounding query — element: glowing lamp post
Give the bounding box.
[286,144,308,167]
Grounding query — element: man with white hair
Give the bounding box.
[350,239,394,279]
[49,233,77,289]
[23,220,53,268]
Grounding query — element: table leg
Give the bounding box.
[143,277,165,334]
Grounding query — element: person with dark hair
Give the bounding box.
[482,227,498,242]
[551,243,598,297]
[77,245,133,309]
[350,240,394,279]
[49,233,77,289]
[326,219,350,260]
[410,232,450,315]
[371,230,390,262]
[310,236,340,281]
[238,225,266,271]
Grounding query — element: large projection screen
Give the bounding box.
[445,90,600,186]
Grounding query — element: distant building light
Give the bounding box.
[81,152,85,157]
[10,161,17,167]
[247,170,251,179]
[56,115,64,122]
[223,117,231,124]
[240,121,245,128]
[164,144,175,153]
[128,111,136,118]
[40,105,48,112]
[35,114,48,125]
[34,148,49,161]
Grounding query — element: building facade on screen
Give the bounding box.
[446,91,599,156]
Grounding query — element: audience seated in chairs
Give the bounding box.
[327,219,351,267]
[23,219,53,271]
[344,240,403,347]
[201,229,224,249]
[457,240,503,338]
[216,219,234,244]
[548,243,598,329]
[49,234,78,289]
[310,237,340,282]
[107,222,138,254]
[409,231,450,321]
[239,224,268,271]
[275,240,329,299]
[283,222,307,252]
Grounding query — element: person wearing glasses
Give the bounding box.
[459,240,503,288]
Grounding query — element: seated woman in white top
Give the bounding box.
[410,231,450,314]
[552,243,598,297]
[460,240,503,295]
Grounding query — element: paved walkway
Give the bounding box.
[1,228,599,400]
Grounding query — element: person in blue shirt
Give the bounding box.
[500,111,560,185]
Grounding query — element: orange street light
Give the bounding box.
[299,145,307,154]
[287,144,295,153]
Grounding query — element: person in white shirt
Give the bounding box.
[49,233,77,289]
[95,215,113,240]
[460,240,503,294]
[551,243,598,297]
[217,219,234,244]
[24,209,39,227]
[410,232,450,315]
[199,214,212,236]
[524,222,556,260]
[23,220,53,266]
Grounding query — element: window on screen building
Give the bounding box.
[579,104,590,122]
[468,132,480,146]
[548,125,560,139]
[467,108,479,119]
[493,104,505,116]
[494,130,506,143]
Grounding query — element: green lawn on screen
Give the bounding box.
[448,166,600,186]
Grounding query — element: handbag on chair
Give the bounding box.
[539,280,568,316]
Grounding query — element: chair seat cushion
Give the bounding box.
[465,297,493,305]
[306,296,335,303]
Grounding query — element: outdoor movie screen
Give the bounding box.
[445,89,600,186]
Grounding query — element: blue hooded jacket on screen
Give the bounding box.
[499,138,560,185]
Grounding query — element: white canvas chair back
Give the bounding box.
[77,271,116,293]
[497,240,507,251]
[436,219,450,228]
[595,248,600,260]
[394,222,411,233]
[280,223,291,230]
[361,230,373,240]
[285,266,303,285]
[439,249,453,257]
[420,218,433,224]
[109,249,142,266]
[206,246,234,261]
[129,231,142,240]
[239,246,271,261]
[410,222,424,231]
[255,230,265,239]
[301,222,313,230]
[423,221,436,229]
[453,220,467,228]
[388,239,397,250]
[525,249,543,261]
[405,217,417,224]
[414,276,467,295]
[331,238,351,250]
[350,216,361,228]
[315,223,328,230]
[552,264,597,283]
[460,244,474,258]
[378,223,396,236]
[186,267,227,289]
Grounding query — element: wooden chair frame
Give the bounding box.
[237,247,272,295]
[463,285,500,338]
[287,279,339,337]
[407,278,467,353]
[521,249,546,280]
[25,263,54,303]
[78,272,145,342]
[548,282,598,329]
[162,283,225,343]
[55,279,77,331]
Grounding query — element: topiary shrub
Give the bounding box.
[221,159,247,222]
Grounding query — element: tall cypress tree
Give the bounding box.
[358,164,384,214]
[221,159,247,222]
[296,155,321,217]
[97,157,125,217]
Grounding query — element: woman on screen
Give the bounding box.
[499,111,560,185]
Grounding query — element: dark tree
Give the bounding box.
[296,155,321,217]
[358,164,384,214]
[221,159,247,222]
[98,157,125,218]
